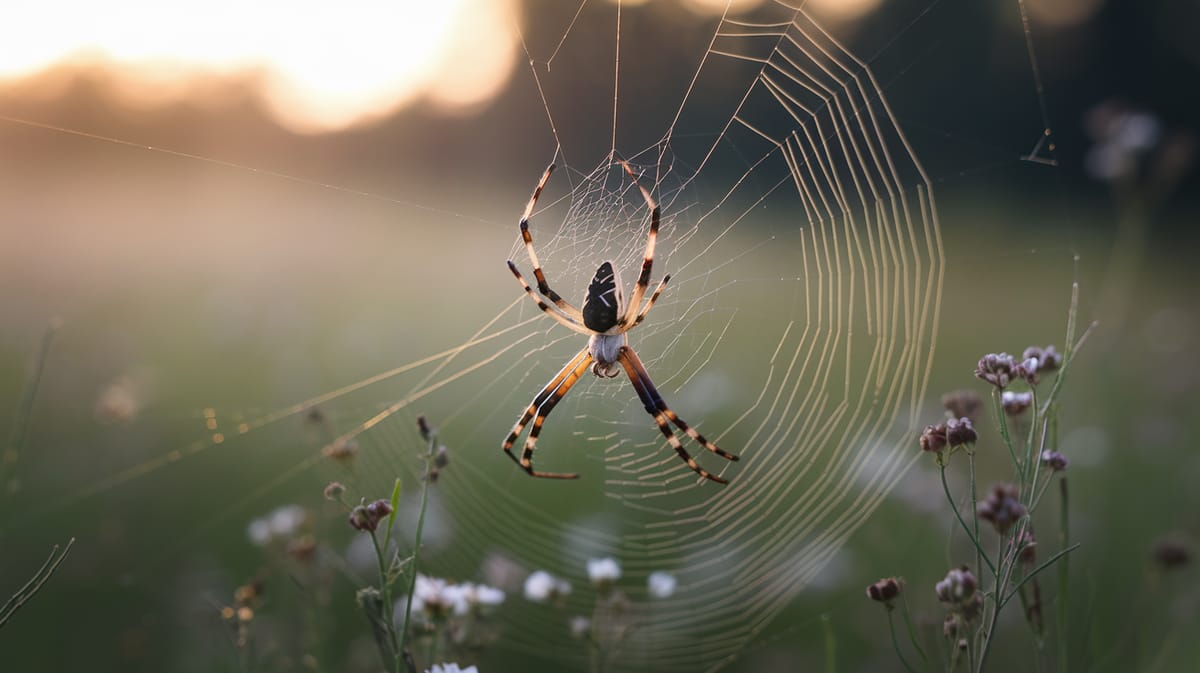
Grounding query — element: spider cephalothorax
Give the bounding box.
[502,161,739,483]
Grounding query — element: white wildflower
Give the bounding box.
[587,557,621,587]
[523,570,570,602]
[247,504,307,546]
[451,582,505,615]
[568,615,592,639]
[646,571,677,599]
[427,664,477,673]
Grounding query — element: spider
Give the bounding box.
[502,160,740,484]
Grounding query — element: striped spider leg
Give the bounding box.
[503,160,739,483]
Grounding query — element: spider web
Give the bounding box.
[1,1,944,671]
[305,2,943,668]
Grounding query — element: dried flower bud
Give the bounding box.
[945,417,977,447]
[942,390,983,422]
[1040,450,1069,471]
[1002,391,1033,415]
[1013,530,1037,565]
[977,483,1027,533]
[428,444,450,483]
[975,353,1017,389]
[1151,536,1191,570]
[366,499,393,519]
[417,415,433,441]
[866,577,904,605]
[349,499,393,533]
[1015,357,1040,385]
[920,423,948,454]
[935,566,978,606]
[1022,345,1062,372]
[323,481,346,500]
[323,437,358,461]
[287,534,318,562]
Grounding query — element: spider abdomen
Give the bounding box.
[582,261,623,333]
[588,333,626,377]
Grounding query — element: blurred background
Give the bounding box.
[1,0,1198,671]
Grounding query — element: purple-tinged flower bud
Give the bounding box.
[1002,391,1033,416]
[920,423,948,454]
[977,483,1028,533]
[1023,345,1062,372]
[866,577,904,605]
[349,505,375,532]
[1015,357,1040,385]
[1013,530,1037,565]
[1041,450,1069,471]
[946,417,977,447]
[935,566,978,605]
[942,390,984,422]
[365,499,393,520]
[975,353,1017,389]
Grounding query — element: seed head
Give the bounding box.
[977,483,1027,533]
[323,481,346,500]
[975,353,1017,389]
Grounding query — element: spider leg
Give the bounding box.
[631,274,670,329]
[616,160,660,327]
[503,346,594,479]
[519,164,585,320]
[617,346,737,485]
[507,261,593,336]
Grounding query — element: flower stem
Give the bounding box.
[887,608,919,673]
[398,430,438,668]
[941,464,996,576]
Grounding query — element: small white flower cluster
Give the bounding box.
[399,574,505,622]
[646,571,676,599]
[523,570,571,602]
[426,664,477,673]
[246,505,307,546]
[586,557,621,586]
[525,558,678,603]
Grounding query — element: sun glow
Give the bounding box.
[0,0,519,132]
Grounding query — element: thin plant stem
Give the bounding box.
[398,432,438,667]
[968,451,983,579]
[899,593,929,663]
[0,537,75,628]
[1056,478,1070,673]
[369,534,401,672]
[887,608,919,673]
[992,391,1021,473]
[821,613,837,673]
[0,320,59,497]
[941,464,996,576]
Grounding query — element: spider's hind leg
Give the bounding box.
[502,347,593,480]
